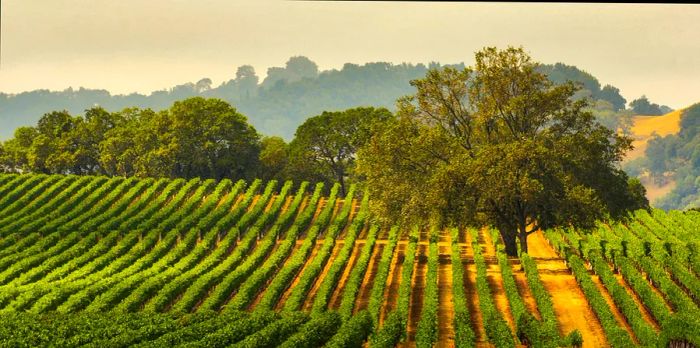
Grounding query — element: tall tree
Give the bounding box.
[287,107,393,195]
[358,47,648,255]
[599,84,627,112]
[258,136,288,181]
[630,95,663,115]
[156,97,261,180]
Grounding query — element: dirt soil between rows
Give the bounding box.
[527,231,610,348]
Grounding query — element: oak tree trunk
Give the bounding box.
[500,228,519,256]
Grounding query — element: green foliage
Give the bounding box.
[470,229,516,347]
[415,230,439,348]
[367,226,399,327]
[566,254,635,348]
[286,106,393,195]
[311,195,369,314]
[449,228,476,348]
[259,136,288,181]
[1,98,261,180]
[279,311,342,348]
[338,225,379,319]
[370,227,419,347]
[359,46,647,256]
[234,311,309,348]
[657,312,700,348]
[325,310,374,348]
[630,95,667,116]
[589,251,658,344]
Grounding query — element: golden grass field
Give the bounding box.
[625,109,684,203]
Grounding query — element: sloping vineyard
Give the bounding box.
[0,174,697,347]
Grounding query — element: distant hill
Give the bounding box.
[626,109,683,161]
[0,57,632,141]
[623,104,700,209]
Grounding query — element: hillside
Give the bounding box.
[626,109,683,161]
[0,174,697,347]
[624,109,683,203]
[0,59,628,141]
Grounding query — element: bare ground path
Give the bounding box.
[528,230,610,348]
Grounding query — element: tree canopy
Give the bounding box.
[0,97,261,181]
[286,107,393,195]
[358,47,648,255]
[0,56,635,141]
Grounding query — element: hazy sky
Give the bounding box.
[1,1,699,108]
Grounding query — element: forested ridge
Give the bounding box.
[0,56,654,140]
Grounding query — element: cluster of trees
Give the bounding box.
[0,57,450,140]
[0,98,391,194]
[1,56,646,141]
[625,104,700,209]
[358,47,648,255]
[1,47,650,253]
[629,95,673,116]
[0,98,259,180]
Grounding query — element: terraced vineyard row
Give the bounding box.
[0,174,697,347]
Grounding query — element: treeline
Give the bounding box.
[1,56,649,140]
[0,97,391,195]
[625,103,700,209]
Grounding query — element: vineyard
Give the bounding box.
[0,173,698,347]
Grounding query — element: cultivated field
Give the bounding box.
[0,174,697,347]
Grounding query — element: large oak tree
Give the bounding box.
[358,47,648,255]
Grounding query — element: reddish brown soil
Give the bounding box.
[354,243,384,312]
[528,231,610,348]
[461,231,488,346]
[247,243,304,311]
[247,195,261,212]
[510,261,542,320]
[479,229,519,343]
[302,241,342,311]
[590,274,640,344]
[275,242,323,311]
[406,243,427,343]
[380,242,405,326]
[614,274,661,331]
[437,229,456,347]
[329,240,365,310]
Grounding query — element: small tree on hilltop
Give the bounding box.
[358,47,648,256]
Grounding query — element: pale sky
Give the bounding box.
[1,1,699,109]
